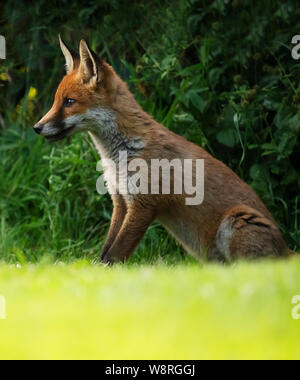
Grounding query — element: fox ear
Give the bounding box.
[79,39,101,85]
[59,35,79,74]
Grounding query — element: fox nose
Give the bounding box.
[33,123,43,135]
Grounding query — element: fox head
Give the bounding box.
[34,36,127,141]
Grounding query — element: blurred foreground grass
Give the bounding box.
[0,258,299,360]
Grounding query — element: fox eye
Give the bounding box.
[63,98,76,108]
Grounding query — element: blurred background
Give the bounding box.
[0,0,299,263]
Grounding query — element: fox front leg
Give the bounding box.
[101,203,155,264]
[101,195,127,261]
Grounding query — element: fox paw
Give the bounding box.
[101,251,114,265]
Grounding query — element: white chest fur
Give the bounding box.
[86,107,146,199]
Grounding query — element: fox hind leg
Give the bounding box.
[215,205,287,260]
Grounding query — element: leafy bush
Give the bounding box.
[0,0,299,262]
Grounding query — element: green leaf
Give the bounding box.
[216,128,238,148]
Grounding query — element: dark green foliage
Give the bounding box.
[0,0,299,262]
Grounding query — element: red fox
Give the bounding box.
[34,37,294,263]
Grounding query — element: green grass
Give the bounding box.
[0,257,299,360]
